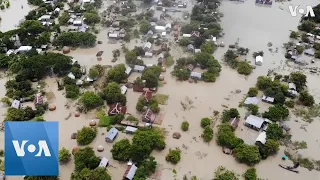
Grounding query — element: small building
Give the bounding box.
[108,103,127,116]
[142,90,153,102]
[112,21,120,27]
[190,71,202,79]
[147,30,154,35]
[16,46,32,53]
[245,115,265,131]
[288,83,296,91]
[145,52,153,57]
[99,157,109,168]
[143,42,152,52]
[255,131,267,145]
[161,31,166,37]
[123,164,138,180]
[143,109,156,123]
[255,55,263,66]
[230,117,240,130]
[125,126,138,134]
[133,65,145,73]
[121,85,128,94]
[243,97,259,106]
[304,49,315,56]
[11,100,20,109]
[154,26,166,32]
[165,23,171,30]
[38,15,51,21]
[105,127,118,142]
[288,83,298,96]
[108,33,119,39]
[194,49,201,53]
[262,95,274,104]
[67,72,76,79]
[125,66,132,76]
[34,94,44,105]
[73,19,83,26]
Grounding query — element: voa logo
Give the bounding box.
[12,140,51,157]
[289,6,316,17]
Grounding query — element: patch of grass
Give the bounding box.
[96,110,110,127]
[154,94,169,105]
[292,105,320,123]
[166,56,175,67]
[293,141,308,149]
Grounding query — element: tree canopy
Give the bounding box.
[101,82,126,105]
[59,147,71,163]
[77,126,97,145]
[234,144,261,165]
[54,32,96,47]
[262,105,289,121]
[74,147,100,172]
[71,167,111,180]
[80,91,103,110]
[142,66,161,88]
[107,64,127,83]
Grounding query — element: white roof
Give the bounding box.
[144,42,152,49]
[99,157,109,167]
[109,33,118,38]
[73,19,82,25]
[39,15,51,20]
[161,32,166,36]
[125,66,132,75]
[134,65,145,71]
[183,34,191,37]
[165,23,171,29]
[125,164,138,180]
[288,83,296,90]
[17,46,32,52]
[262,95,274,103]
[244,97,259,105]
[190,71,202,78]
[195,49,201,53]
[6,49,14,55]
[255,56,263,63]
[86,76,94,82]
[154,26,166,31]
[145,52,153,57]
[121,85,128,94]
[245,115,265,129]
[83,0,91,3]
[256,131,267,144]
[212,36,217,42]
[11,100,20,109]
[125,126,138,133]
[67,72,75,79]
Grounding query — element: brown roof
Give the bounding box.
[108,103,127,115]
[133,84,144,92]
[143,109,156,123]
[142,90,153,102]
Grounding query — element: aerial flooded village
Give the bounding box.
[1,0,320,179]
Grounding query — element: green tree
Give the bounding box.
[213,166,239,180]
[140,20,151,34]
[111,139,131,161]
[237,61,252,75]
[134,156,157,179]
[107,64,127,83]
[74,147,100,172]
[142,66,161,88]
[54,32,96,47]
[58,11,70,25]
[221,108,240,123]
[172,68,190,81]
[89,67,100,80]
[243,168,257,180]
[200,41,216,54]
[256,76,273,90]
[102,82,126,105]
[59,147,71,163]
[201,117,211,128]
[261,139,280,157]
[24,176,58,180]
[262,105,289,121]
[4,108,26,121]
[247,104,259,115]
[247,87,258,97]
[77,126,97,145]
[84,12,101,25]
[290,72,307,92]
[290,31,299,39]
[194,52,213,67]
[266,123,283,140]
[234,144,261,165]
[298,20,316,32]
[298,91,315,107]
[181,121,189,131]
[80,91,103,110]
[165,148,181,164]
[202,126,213,142]
[179,38,191,46]
[125,50,137,64]
[71,167,111,180]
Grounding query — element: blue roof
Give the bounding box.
[106,127,118,141]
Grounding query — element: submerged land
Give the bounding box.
[0,0,320,180]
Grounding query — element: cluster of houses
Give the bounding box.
[10,93,45,110]
[107,21,126,40]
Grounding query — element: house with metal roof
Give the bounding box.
[255,131,267,145]
[125,126,138,134]
[262,95,274,104]
[123,164,138,180]
[245,115,266,131]
[190,71,202,79]
[98,157,109,168]
[105,127,118,142]
[125,66,132,76]
[244,97,259,106]
[121,85,128,94]
[133,65,145,73]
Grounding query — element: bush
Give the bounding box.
[80,91,103,110]
[298,91,315,107]
[285,100,295,108]
[237,61,253,75]
[77,126,97,145]
[111,139,131,161]
[165,148,181,164]
[202,126,213,142]
[65,85,80,99]
[109,114,125,125]
[200,117,211,128]
[216,124,244,149]
[262,105,289,121]
[221,108,240,123]
[266,123,283,140]
[243,168,257,180]
[181,121,189,131]
[247,87,258,97]
[59,147,71,163]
